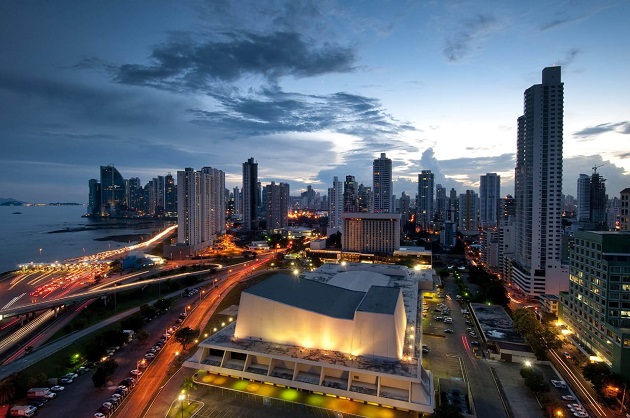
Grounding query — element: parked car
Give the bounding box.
[561,395,576,401]
[562,352,572,359]
[551,380,567,389]
[58,377,73,384]
[130,369,143,376]
[444,329,454,334]
[50,385,65,391]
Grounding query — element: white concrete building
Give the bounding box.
[327,176,343,235]
[184,263,435,414]
[479,173,500,228]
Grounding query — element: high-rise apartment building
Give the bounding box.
[176,166,225,254]
[357,184,372,213]
[265,182,290,230]
[177,168,201,247]
[512,66,566,295]
[500,195,516,222]
[373,153,392,213]
[577,174,590,222]
[589,169,607,228]
[621,189,630,231]
[343,175,358,212]
[479,173,500,228]
[435,184,447,223]
[328,176,343,233]
[201,166,226,238]
[164,173,177,215]
[242,157,258,231]
[458,190,479,233]
[87,179,101,216]
[417,170,434,230]
[559,231,630,380]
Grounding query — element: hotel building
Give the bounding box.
[559,231,630,379]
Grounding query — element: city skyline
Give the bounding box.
[1,1,629,203]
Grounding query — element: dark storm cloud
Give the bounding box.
[573,121,630,138]
[114,31,356,89]
[443,14,500,63]
[187,88,417,146]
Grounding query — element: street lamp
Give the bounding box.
[178,393,185,418]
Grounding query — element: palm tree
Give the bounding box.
[181,376,197,403]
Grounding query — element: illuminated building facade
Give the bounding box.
[341,212,401,254]
[185,264,434,414]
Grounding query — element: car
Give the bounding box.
[551,380,567,389]
[76,366,89,375]
[59,377,73,384]
[117,385,129,392]
[573,413,588,418]
[422,346,429,353]
[471,341,480,346]
[94,413,106,418]
[64,372,79,379]
[130,369,143,376]
[466,327,473,332]
[144,353,155,359]
[563,352,572,359]
[50,385,65,391]
[562,395,576,401]
[444,329,454,334]
[434,317,443,321]
[152,345,162,351]
[102,402,114,410]
[433,309,442,312]
[28,399,46,408]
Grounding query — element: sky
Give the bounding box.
[1,0,629,204]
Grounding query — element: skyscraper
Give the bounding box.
[201,166,226,238]
[435,184,447,223]
[373,153,392,213]
[177,168,201,247]
[417,170,434,230]
[589,168,607,228]
[577,174,590,222]
[458,190,479,232]
[242,157,258,231]
[328,176,343,233]
[87,179,101,216]
[343,175,358,212]
[100,165,125,216]
[164,173,177,215]
[265,182,290,230]
[479,173,500,228]
[512,66,566,295]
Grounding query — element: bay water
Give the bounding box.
[0,205,172,274]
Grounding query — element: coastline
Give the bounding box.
[0,205,174,274]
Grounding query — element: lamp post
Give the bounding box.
[178,393,185,418]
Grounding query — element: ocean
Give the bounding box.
[0,205,173,274]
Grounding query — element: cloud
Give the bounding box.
[443,14,502,62]
[112,31,356,90]
[573,121,630,138]
[186,87,417,147]
[556,47,580,67]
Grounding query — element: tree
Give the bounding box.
[139,304,158,320]
[174,327,200,350]
[136,330,150,344]
[92,367,107,389]
[102,358,118,376]
[520,367,550,393]
[181,376,198,398]
[85,340,107,363]
[154,298,172,312]
[0,377,16,404]
[583,362,611,390]
[121,313,145,331]
[430,403,464,418]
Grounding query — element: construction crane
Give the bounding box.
[592,164,604,174]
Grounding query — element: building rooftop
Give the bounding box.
[244,274,366,319]
[470,303,526,344]
[357,286,400,315]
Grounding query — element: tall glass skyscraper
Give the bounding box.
[417,170,434,230]
[373,153,392,213]
[100,165,125,216]
[512,66,566,295]
[242,157,258,231]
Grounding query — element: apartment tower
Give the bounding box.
[512,66,566,295]
[373,153,392,213]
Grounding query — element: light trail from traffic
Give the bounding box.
[548,349,608,417]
